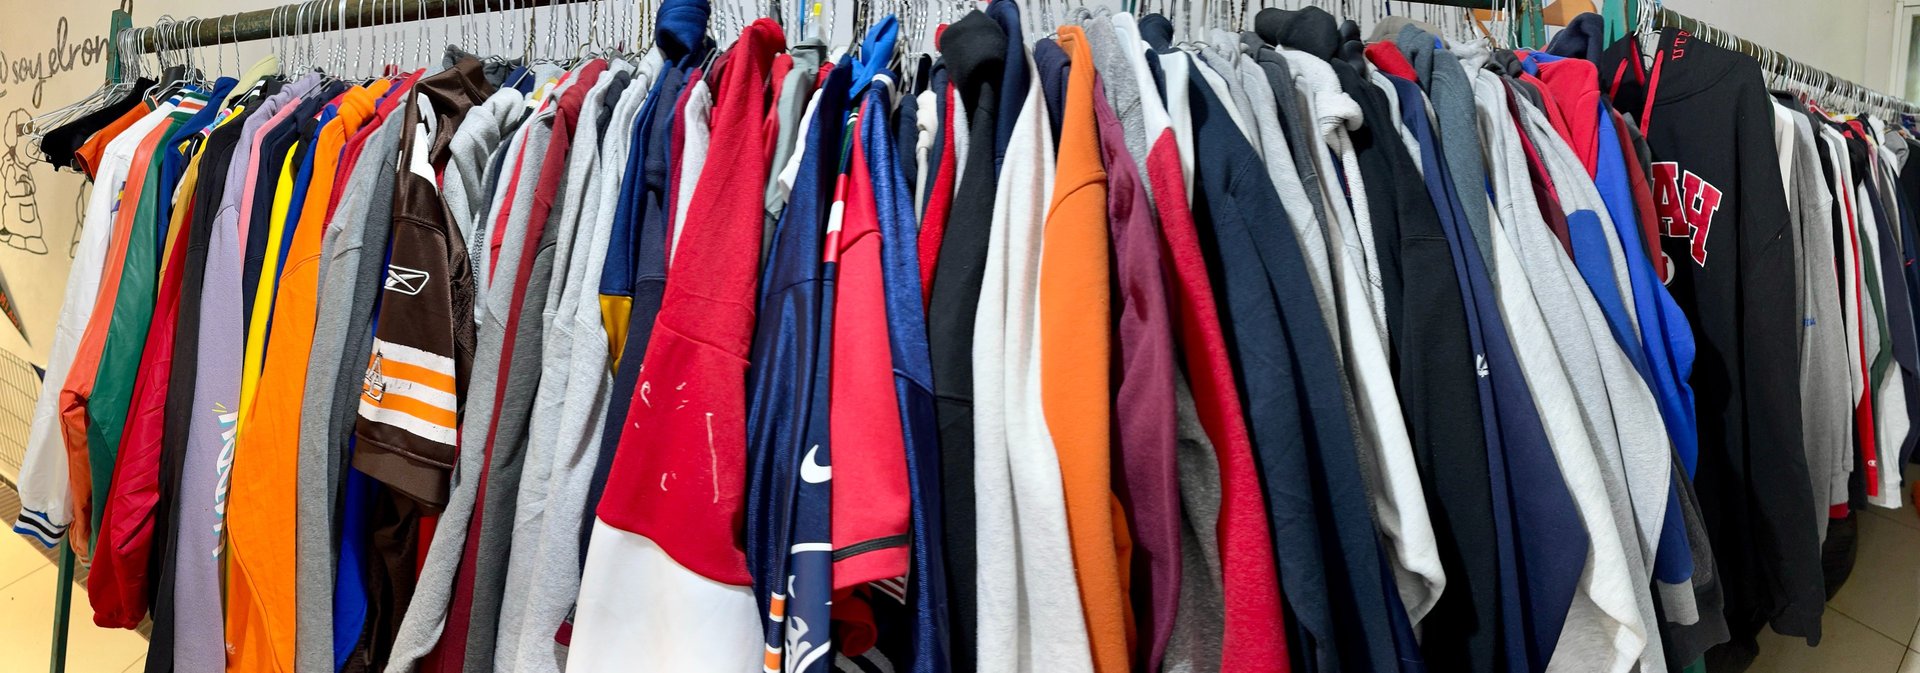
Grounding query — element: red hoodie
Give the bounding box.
[596,19,787,585]
[1531,53,1605,177]
[1144,126,1292,673]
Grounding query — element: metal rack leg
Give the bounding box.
[49,540,72,673]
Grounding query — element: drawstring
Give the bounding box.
[1639,37,1670,136]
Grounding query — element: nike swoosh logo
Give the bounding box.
[801,445,830,483]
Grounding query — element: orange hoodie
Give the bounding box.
[226,81,385,673]
[1040,26,1133,673]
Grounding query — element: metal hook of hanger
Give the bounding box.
[226,13,240,78]
[299,0,312,73]
[440,0,453,67]
[410,0,423,70]
[291,1,303,72]
[199,15,212,77]
[181,16,196,80]
[284,2,297,73]
[153,16,172,79]
[478,0,489,61]
[308,1,321,75]
[368,0,381,72]
[185,16,198,79]
[289,1,302,72]
[150,17,165,76]
[328,0,341,76]
[179,16,193,80]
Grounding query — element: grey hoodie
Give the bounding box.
[1251,40,1334,236]
[384,95,556,673]
[497,57,655,673]
[294,101,409,673]
[1227,41,1340,346]
[1515,74,1672,565]
[1513,74,1684,638]
[1082,17,1153,203]
[492,61,633,672]
[1461,45,1663,673]
[1789,106,1851,537]
[1401,25,1496,273]
[462,66,611,669]
[444,87,530,290]
[1163,379,1225,673]
[1280,44,1446,623]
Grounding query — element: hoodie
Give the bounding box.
[1604,28,1825,652]
[571,19,785,673]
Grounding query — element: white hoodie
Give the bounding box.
[12,101,178,546]
[970,48,1094,673]
[1277,45,1447,625]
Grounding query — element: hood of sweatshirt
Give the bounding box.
[1637,28,1748,113]
[1278,48,1363,136]
[1254,6,1340,60]
[1138,13,1175,52]
[988,0,1031,167]
[1545,11,1608,63]
[943,11,1007,120]
[656,0,711,65]
[1368,15,1450,45]
[1112,14,1174,142]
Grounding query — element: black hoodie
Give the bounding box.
[925,12,1007,670]
[1603,27,1824,663]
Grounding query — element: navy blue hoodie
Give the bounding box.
[1185,54,1397,673]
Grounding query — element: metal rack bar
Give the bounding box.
[126,0,601,53]
[1649,6,1920,115]
[1407,0,1917,114]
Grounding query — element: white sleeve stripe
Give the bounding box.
[366,377,459,412]
[356,400,458,445]
[370,338,458,373]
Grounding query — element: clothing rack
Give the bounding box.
[30,0,1916,670]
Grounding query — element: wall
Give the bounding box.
[0,0,1906,371]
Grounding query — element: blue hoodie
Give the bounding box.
[1391,72,1586,673]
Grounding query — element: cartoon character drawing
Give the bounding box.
[0,108,49,255]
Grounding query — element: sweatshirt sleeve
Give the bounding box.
[353,102,476,511]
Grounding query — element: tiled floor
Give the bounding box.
[0,487,1915,672]
[1753,497,1920,673]
[0,481,148,673]
[0,533,149,672]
